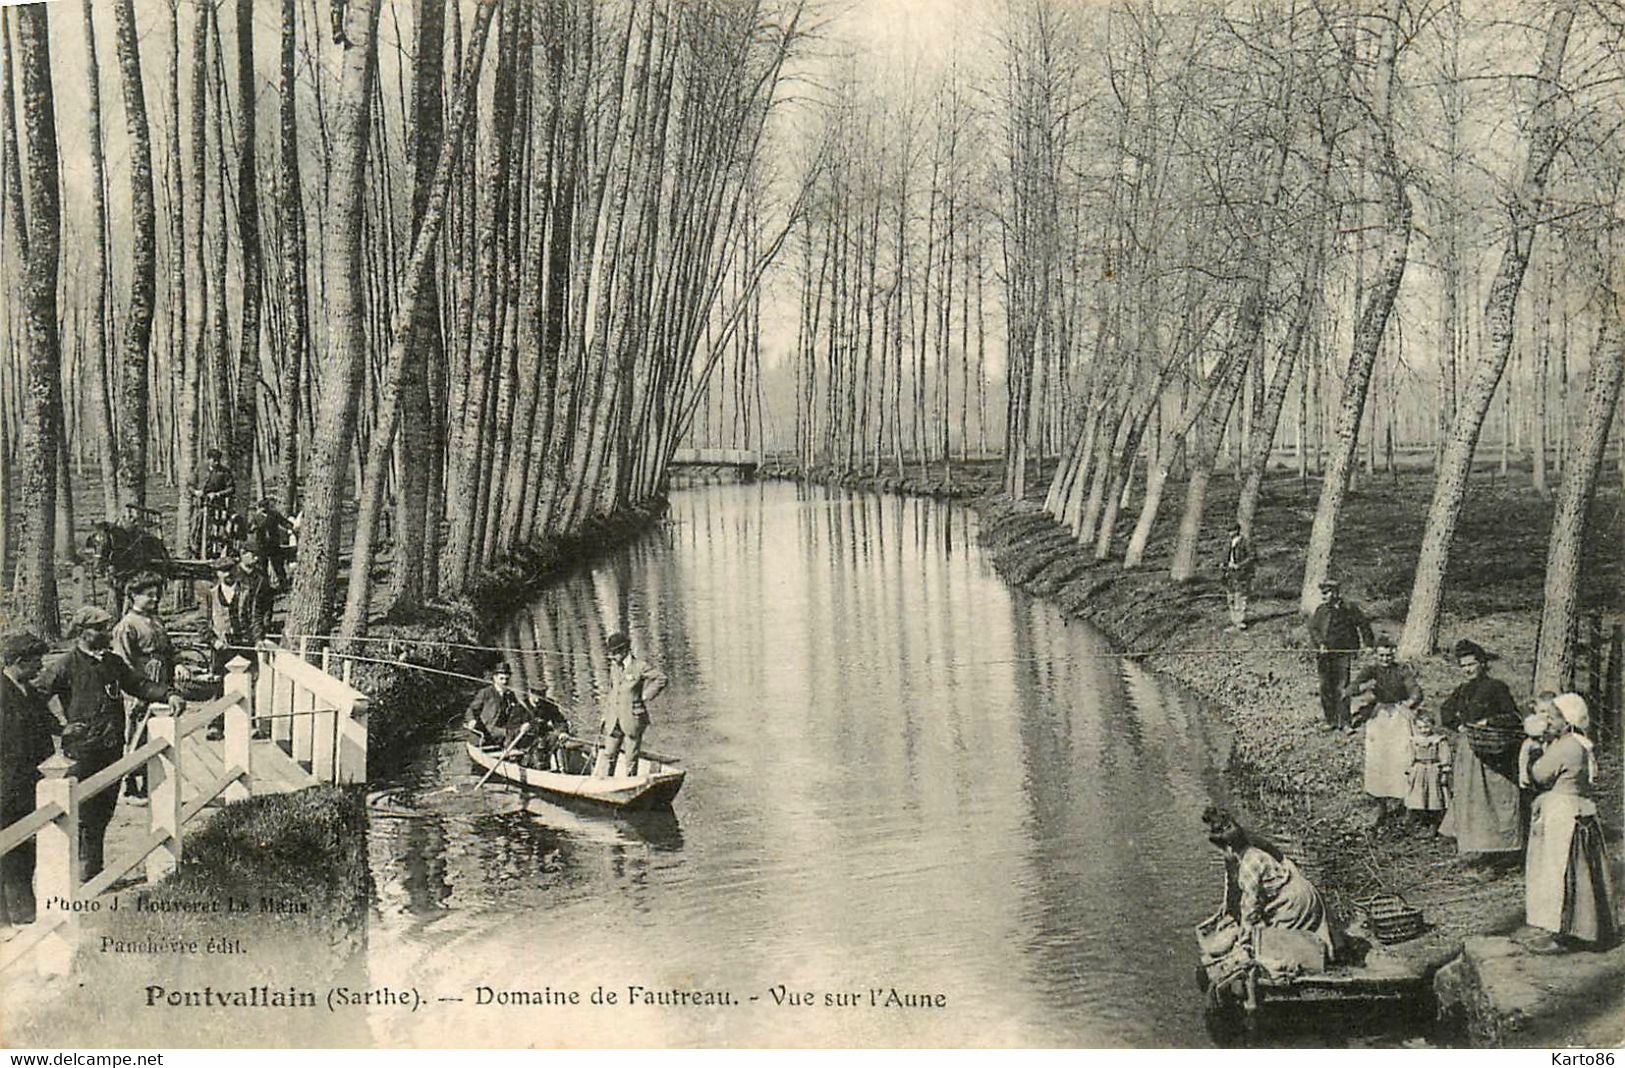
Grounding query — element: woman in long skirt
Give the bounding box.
[1524,693,1618,952]
[1437,639,1524,860]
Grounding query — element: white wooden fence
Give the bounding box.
[0,642,368,977]
[669,447,760,468]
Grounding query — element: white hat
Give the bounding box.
[1552,692,1590,732]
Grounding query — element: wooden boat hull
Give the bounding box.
[465,741,685,811]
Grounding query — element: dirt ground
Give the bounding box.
[972,462,1622,943]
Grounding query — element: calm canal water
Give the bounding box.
[364,482,1234,1046]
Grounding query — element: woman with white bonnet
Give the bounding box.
[1522,692,1618,953]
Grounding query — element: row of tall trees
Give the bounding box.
[774,0,1621,680]
[786,60,997,484]
[0,0,811,641]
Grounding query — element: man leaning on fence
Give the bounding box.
[33,608,185,882]
[1,631,57,935]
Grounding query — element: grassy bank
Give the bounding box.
[974,468,1622,944]
[4,788,371,1048]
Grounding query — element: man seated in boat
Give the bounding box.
[518,686,572,772]
[464,663,530,750]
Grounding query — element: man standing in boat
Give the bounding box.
[594,632,667,778]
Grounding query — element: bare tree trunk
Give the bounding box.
[387,0,445,614]
[232,0,262,505]
[81,0,119,520]
[1299,7,1411,613]
[1399,2,1574,655]
[178,0,208,556]
[11,2,61,634]
[283,0,380,641]
[206,9,231,466]
[276,0,308,512]
[1532,279,1623,692]
[167,0,192,550]
[112,0,157,514]
[341,0,498,637]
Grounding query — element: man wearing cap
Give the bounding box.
[33,608,185,880]
[190,447,236,558]
[112,572,178,802]
[246,497,295,589]
[1349,636,1423,811]
[1438,638,1525,863]
[464,664,530,749]
[1308,580,1373,730]
[204,552,273,678]
[1219,524,1256,631]
[0,631,57,929]
[593,632,667,778]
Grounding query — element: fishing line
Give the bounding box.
[279,632,596,660]
[322,650,599,726]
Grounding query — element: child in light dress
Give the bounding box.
[1405,709,1451,833]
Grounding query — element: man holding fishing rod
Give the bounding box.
[464,664,569,770]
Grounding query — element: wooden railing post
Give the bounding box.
[34,754,79,976]
[223,658,254,802]
[254,640,275,736]
[145,706,182,883]
[337,696,368,784]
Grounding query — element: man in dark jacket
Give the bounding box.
[246,497,295,589]
[191,448,236,558]
[1308,579,1373,731]
[33,608,184,880]
[1219,524,1256,631]
[464,664,530,749]
[1,631,57,927]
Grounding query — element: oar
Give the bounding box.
[430,722,530,796]
[470,723,531,791]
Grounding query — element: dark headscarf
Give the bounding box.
[1201,805,1285,861]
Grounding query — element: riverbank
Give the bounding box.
[339,499,671,762]
[971,470,1623,1045]
[3,786,372,1047]
[765,456,1623,1043]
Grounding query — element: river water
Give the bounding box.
[364,483,1236,1047]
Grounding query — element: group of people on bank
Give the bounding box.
[463,630,668,780]
[0,464,301,939]
[1314,585,1615,954]
[1211,532,1617,961]
[188,450,298,584]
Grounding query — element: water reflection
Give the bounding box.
[364,483,1228,1046]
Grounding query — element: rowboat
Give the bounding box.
[1195,925,1429,1045]
[464,739,685,810]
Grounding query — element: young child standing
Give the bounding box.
[1405,709,1452,833]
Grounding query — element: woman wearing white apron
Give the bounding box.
[1524,693,1618,953]
[1350,637,1422,814]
